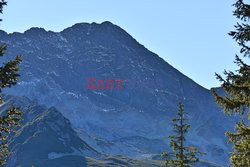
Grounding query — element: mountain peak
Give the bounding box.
[61,21,118,33]
[100,21,115,26]
[0,29,7,36]
[24,27,47,35]
[0,21,231,166]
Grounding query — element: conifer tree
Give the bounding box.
[0,0,22,166]
[162,102,203,167]
[212,0,250,166]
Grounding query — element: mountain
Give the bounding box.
[1,95,167,167]
[0,21,236,166]
[0,95,99,167]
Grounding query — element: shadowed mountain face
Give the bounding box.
[0,21,236,165]
[0,96,99,167]
[2,96,165,167]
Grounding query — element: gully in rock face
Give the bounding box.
[86,77,124,89]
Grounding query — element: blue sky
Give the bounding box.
[0,0,241,89]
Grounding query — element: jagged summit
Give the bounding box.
[0,21,121,36]
[61,21,119,34]
[61,21,138,47]
[1,21,142,54]
[64,21,115,29]
[24,27,47,33]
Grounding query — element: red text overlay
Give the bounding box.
[86,77,124,89]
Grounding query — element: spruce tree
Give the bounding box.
[212,0,250,166]
[162,102,203,167]
[0,0,22,166]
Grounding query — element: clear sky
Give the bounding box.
[0,0,242,89]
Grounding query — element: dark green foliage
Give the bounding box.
[229,0,250,55]
[213,56,249,116]
[0,106,21,165]
[162,102,203,167]
[0,0,6,22]
[0,0,22,166]
[212,0,250,166]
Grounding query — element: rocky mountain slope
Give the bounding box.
[0,95,99,166]
[0,21,237,166]
[0,95,224,167]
